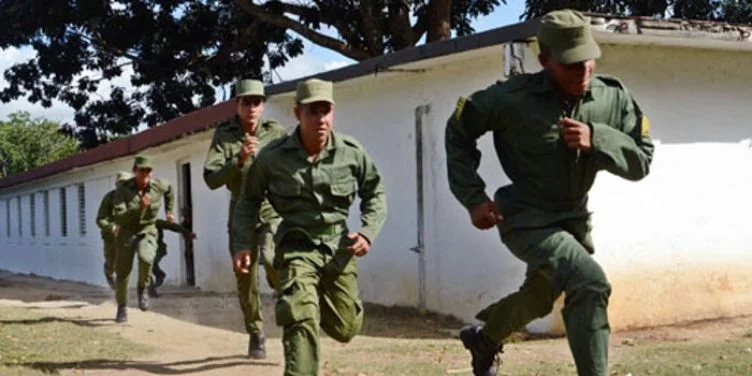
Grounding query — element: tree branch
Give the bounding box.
[387,1,423,50]
[359,0,384,55]
[234,0,373,61]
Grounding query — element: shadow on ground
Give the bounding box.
[0,270,466,340]
[8,356,279,375]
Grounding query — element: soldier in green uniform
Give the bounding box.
[445,10,654,376]
[96,171,133,289]
[148,217,195,297]
[232,78,387,376]
[202,78,288,358]
[113,155,175,323]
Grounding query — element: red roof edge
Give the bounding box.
[0,100,235,190]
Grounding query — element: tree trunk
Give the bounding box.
[427,0,452,42]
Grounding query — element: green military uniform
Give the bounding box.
[151,219,192,285]
[113,156,175,308]
[96,172,133,288]
[232,79,387,376]
[97,190,118,278]
[203,81,288,337]
[445,10,654,376]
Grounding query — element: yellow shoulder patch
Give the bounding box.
[641,115,650,137]
[454,97,466,120]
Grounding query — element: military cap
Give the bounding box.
[234,79,265,98]
[116,171,133,183]
[537,9,601,64]
[295,79,334,105]
[133,154,154,169]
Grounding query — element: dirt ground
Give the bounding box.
[1,270,751,375]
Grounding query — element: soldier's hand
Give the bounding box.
[560,118,592,152]
[113,225,119,237]
[237,135,258,167]
[470,201,503,230]
[233,250,252,274]
[140,194,151,209]
[166,212,175,223]
[346,232,370,257]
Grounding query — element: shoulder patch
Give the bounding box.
[454,97,466,120]
[641,115,650,137]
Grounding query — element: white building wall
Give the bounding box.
[1,38,751,333]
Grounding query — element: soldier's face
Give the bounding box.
[541,54,595,97]
[133,168,152,188]
[295,101,334,146]
[236,95,265,129]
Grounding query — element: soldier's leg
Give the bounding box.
[478,226,611,376]
[103,240,117,289]
[135,234,158,290]
[319,250,363,343]
[247,228,264,334]
[103,240,117,276]
[114,234,136,306]
[153,245,166,274]
[259,224,279,290]
[275,246,324,376]
[228,220,256,335]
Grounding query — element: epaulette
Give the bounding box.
[340,134,364,150]
[496,73,536,93]
[594,74,627,90]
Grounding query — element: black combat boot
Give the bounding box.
[115,304,128,323]
[137,285,149,311]
[153,268,166,288]
[248,333,267,359]
[460,325,502,376]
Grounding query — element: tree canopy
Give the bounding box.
[0,1,503,149]
[0,111,80,178]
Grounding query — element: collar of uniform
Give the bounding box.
[535,70,596,100]
[229,115,270,137]
[124,177,150,192]
[283,126,341,156]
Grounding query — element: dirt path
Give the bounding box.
[1,271,751,376]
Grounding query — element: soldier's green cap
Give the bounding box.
[537,9,601,64]
[295,78,334,105]
[234,79,265,98]
[116,171,133,183]
[133,154,154,169]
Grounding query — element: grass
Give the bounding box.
[0,307,150,376]
[320,335,752,376]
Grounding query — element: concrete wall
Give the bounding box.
[2,39,751,333]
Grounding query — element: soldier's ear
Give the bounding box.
[294,105,302,122]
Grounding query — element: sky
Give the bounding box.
[0,0,525,125]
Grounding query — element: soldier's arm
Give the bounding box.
[231,155,268,255]
[203,130,241,190]
[112,185,129,225]
[257,123,288,224]
[590,90,654,181]
[445,87,504,212]
[156,218,184,233]
[355,146,387,244]
[96,192,115,233]
[163,181,175,215]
